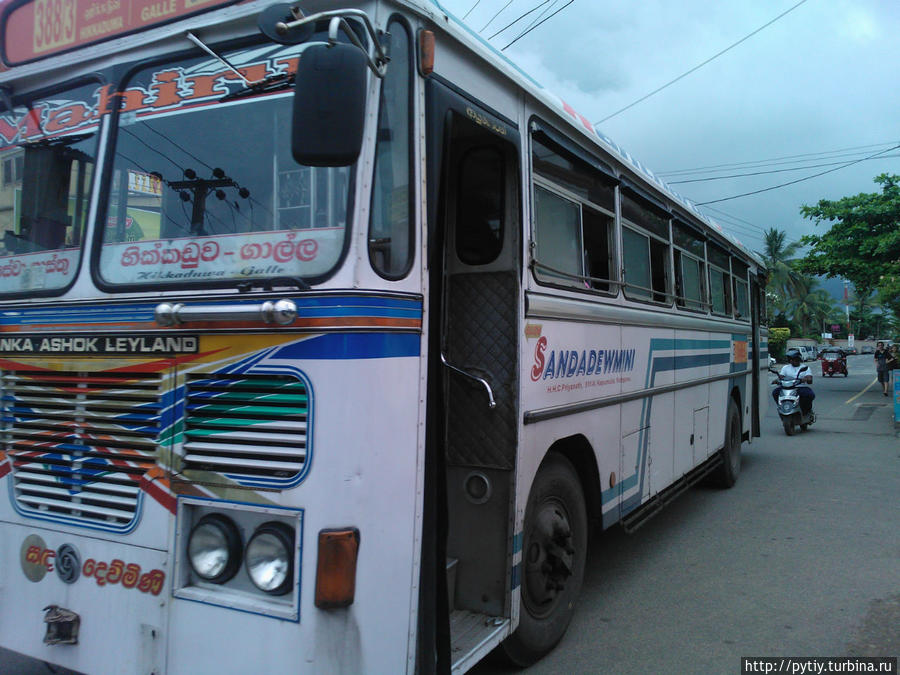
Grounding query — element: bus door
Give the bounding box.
[750,273,762,437]
[425,80,521,645]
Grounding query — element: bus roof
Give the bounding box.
[406,0,764,268]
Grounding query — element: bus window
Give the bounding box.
[707,242,732,316]
[621,192,670,303]
[733,259,750,319]
[533,184,582,284]
[456,146,504,265]
[673,220,705,310]
[99,41,354,288]
[369,18,413,278]
[0,82,99,294]
[583,207,613,291]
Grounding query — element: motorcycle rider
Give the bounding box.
[773,348,815,413]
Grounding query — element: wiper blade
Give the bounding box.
[236,275,311,293]
[219,73,293,103]
[18,132,93,149]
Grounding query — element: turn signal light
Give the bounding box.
[419,30,435,76]
[315,528,360,609]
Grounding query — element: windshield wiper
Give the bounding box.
[219,72,293,103]
[236,275,311,293]
[18,132,93,149]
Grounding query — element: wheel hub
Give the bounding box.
[523,500,575,617]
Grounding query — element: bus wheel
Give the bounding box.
[712,400,742,488]
[502,454,587,666]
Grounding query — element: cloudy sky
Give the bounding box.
[434,0,899,257]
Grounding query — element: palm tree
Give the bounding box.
[758,228,803,320]
[785,277,834,336]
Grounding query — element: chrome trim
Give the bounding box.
[441,353,496,409]
[155,299,297,326]
[524,368,750,424]
[526,291,751,332]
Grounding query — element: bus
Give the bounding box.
[0,0,767,672]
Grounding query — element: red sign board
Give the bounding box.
[2,0,239,65]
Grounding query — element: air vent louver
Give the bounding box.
[1,370,163,531]
[183,373,308,487]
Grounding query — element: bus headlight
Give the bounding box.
[245,522,294,595]
[188,514,243,583]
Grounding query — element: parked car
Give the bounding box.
[861,346,874,354]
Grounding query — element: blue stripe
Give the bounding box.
[273,333,420,360]
[0,296,423,327]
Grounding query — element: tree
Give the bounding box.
[757,227,803,326]
[799,174,900,304]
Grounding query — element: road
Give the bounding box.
[472,353,900,674]
[4,356,898,674]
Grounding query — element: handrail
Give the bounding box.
[155,300,297,326]
[440,353,496,409]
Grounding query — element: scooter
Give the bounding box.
[771,371,815,435]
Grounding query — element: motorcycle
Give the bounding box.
[771,371,815,435]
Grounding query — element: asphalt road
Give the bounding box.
[3,355,897,674]
[473,353,899,674]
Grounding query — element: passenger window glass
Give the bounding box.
[622,226,651,299]
[532,135,614,209]
[456,146,504,265]
[369,19,412,278]
[583,207,613,291]
[734,278,749,319]
[676,251,704,310]
[709,267,729,314]
[621,193,668,238]
[533,185,582,285]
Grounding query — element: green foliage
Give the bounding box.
[798,174,900,302]
[768,327,790,361]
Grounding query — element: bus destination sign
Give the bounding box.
[2,0,238,64]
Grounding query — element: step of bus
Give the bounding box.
[450,610,508,674]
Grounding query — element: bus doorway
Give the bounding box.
[427,81,521,667]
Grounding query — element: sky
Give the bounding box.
[434,0,899,259]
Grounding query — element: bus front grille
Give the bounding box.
[0,370,163,532]
[182,373,308,488]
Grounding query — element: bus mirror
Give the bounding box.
[292,43,367,167]
[257,4,315,45]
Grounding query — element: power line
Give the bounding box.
[668,154,900,184]
[594,0,811,126]
[462,0,482,20]
[489,0,549,39]
[481,0,516,31]
[502,0,574,51]
[658,141,898,176]
[694,144,900,206]
[503,0,559,47]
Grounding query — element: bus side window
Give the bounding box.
[456,146,504,265]
[732,259,750,320]
[582,207,613,291]
[673,220,705,311]
[532,184,581,283]
[707,242,732,316]
[621,192,670,303]
[369,18,413,278]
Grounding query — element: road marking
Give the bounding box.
[846,377,878,404]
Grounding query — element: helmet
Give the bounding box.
[786,349,802,363]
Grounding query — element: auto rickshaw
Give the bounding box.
[821,348,848,377]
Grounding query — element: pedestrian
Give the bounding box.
[873,341,890,396]
[888,344,899,372]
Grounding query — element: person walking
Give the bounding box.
[874,341,890,396]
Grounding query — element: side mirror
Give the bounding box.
[292,43,367,167]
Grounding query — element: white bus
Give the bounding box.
[0,0,767,672]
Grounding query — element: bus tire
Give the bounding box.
[712,399,742,488]
[501,453,587,666]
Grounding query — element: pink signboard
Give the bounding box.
[2,0,239,64]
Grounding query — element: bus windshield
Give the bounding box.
[0,82,99,294]
[98,42,353,288]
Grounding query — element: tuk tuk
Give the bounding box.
[821,348,848,377]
